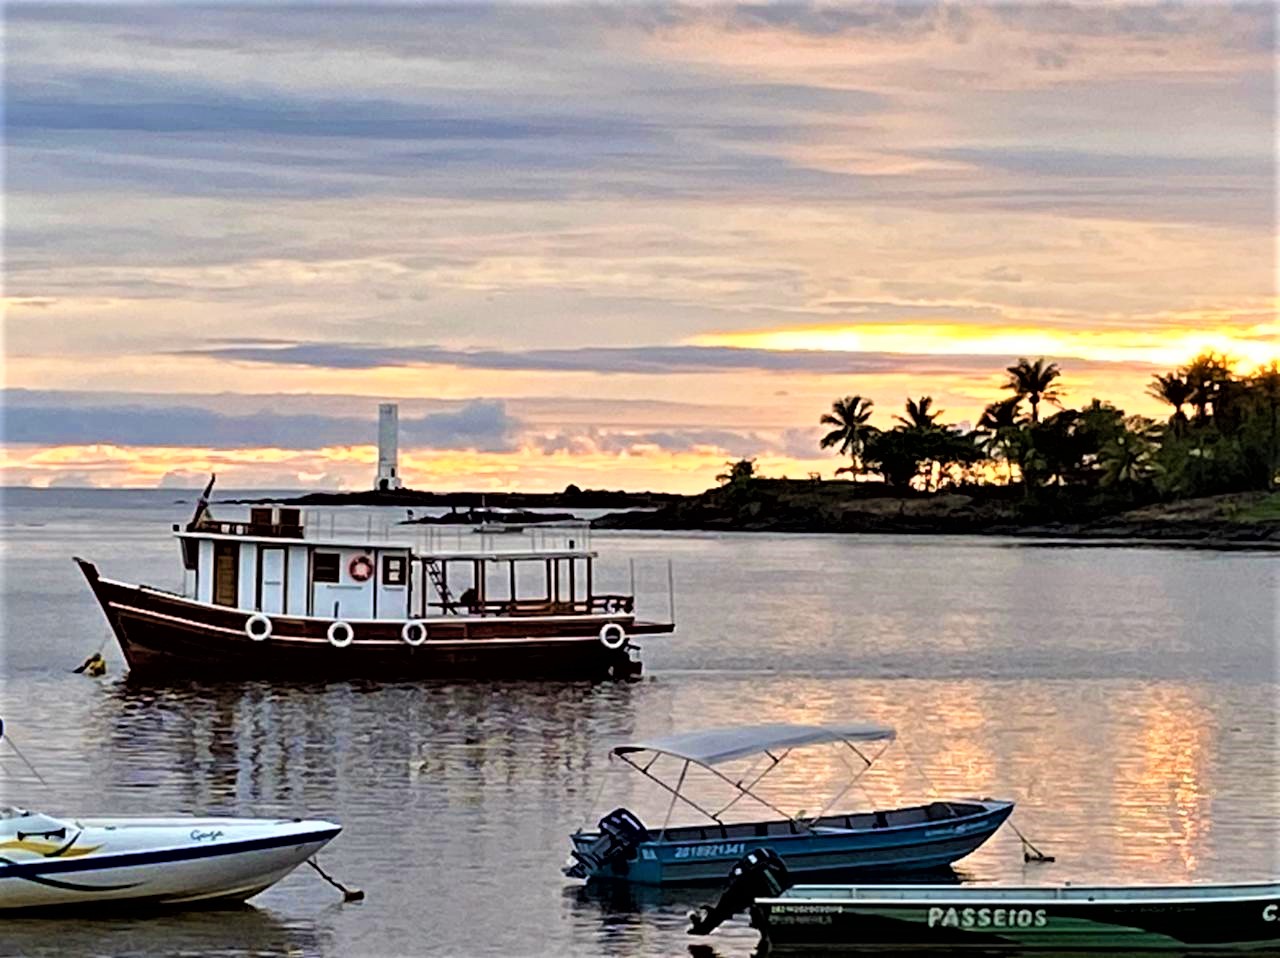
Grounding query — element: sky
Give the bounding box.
[3,2,1276,492]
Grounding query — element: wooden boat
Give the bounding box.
[75,482,674,681]
[0,805,340,911]
[564,723,1013,885]
[749,881,1280,952]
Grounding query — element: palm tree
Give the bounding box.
[1100,417,1157,487]
[1183,351,1235,421]
[1003,357,1062,423]
[895,396,942,430]
[820,396,876,479]
[1146,372,1193,433]
[976,396,1022,483]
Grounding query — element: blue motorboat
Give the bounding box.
[564,723,1014,886]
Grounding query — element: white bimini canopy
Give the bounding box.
[613,722,896,767]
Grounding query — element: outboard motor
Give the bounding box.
[562,807,649,879]
[688,847,792,935]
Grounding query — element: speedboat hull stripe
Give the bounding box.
[0,859,140,892]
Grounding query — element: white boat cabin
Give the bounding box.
[175,506,624,621]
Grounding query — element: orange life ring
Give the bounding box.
[348,555,374,582]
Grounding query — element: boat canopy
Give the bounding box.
[613,722,896,767]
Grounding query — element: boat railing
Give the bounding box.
[425,594,635,617]
[297,511,592,555]
[191,509,592,554]
[188,518,305,539]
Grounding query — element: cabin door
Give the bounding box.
[259,547,285,614]
[213,541,239,607]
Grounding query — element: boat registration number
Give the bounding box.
[671,842,745,860]
[928,907,1048,929]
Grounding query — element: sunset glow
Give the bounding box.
[696,319,1280,372]
[3,4,1274,490]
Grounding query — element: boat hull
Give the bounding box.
[752,883,1280,952]
[573,801,1013,885]
[78,559,667,681]
[0,814,340,911]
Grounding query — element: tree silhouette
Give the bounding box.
[820,395,877,479]
[895,396,943,430]
[1003,358,1062,423]
[716,458,756,486]
[977,396,1023,483]
[1147,372,1193,434]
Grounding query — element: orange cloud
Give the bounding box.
[694,317,1280,374]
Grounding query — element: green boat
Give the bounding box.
[689,851,1280,952]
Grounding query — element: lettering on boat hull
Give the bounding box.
[927,906,1048,929]
[672,843,746,861]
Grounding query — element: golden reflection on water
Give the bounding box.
[3,670,1275,958]
[1112,685,1214,875]
[641,676,1273,883]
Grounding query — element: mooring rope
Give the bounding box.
[898,731,1054,864]
[306,857,365,902]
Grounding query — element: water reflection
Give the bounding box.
[2,667,1275,956]
[3,903,331,958]
[89,678,641,817]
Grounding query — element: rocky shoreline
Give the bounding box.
[591,486,1280,549]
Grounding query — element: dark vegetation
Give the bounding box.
[597,355,1280,545]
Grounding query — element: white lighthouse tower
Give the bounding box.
[375,403,403,491]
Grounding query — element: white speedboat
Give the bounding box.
[0,806,340,910]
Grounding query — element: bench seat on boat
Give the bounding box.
[653,802,982,843]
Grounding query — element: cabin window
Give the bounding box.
[383,555,406,586]
[278,507,302,537]
[313,551,340,583]
[179,537,199,571]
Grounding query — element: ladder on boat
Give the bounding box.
[423,559,456,614]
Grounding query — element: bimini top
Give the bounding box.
[613,722,895,766]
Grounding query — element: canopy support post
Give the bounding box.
[617,753,722,825]
[660,759,690,839]
[667,558,675,623]
[713,749,787,820]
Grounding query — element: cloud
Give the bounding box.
[170,338,1172,379]
[528,426,772,459]
[399,399,519,451]
[172,341,1147,377]
[1,397,522,452]
[0,386,822,463]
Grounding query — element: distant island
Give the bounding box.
[237,353,1279,547]
[596,353,1279,547]
[234,485,681,511]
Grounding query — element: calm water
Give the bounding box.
[0,488,1277,957]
